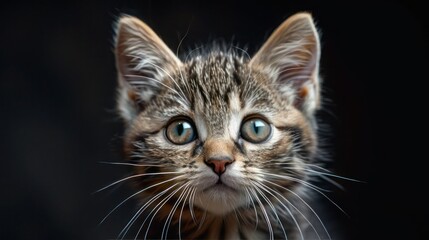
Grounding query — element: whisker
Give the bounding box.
[245,187,259,230]
[98,161,164,168]
[305,169,364,183]
[197,210,207,230]
[319,175,345,190]
[189,187,197,224]
[264,162,365,189]
[162,184,191,240]
[248,187,274,240]
[303,163,334,173]
[268,161,364,191]
[141,182,191,240]
[263,172,348,217]
[265,162,362,185]
[251,183,288,240]
[264,179,332,239]
[264,172,330,192]
[179,186,194,240]
[118,183,179,239]
[254,181,306,240]
[99,176,182,226]
[95,171,181,194]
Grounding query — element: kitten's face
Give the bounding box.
[116,14,320,216]
[125,55,316,215]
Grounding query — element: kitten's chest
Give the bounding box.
[180,217,267,240]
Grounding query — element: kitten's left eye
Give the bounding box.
[166,119,197,145]
[240,118,271,143]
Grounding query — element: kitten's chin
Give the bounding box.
[194,184,247,215]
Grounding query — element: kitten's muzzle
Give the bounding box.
[204,156,234,176]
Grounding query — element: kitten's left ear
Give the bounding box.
[114,15,182,123]
[250,13,321,116]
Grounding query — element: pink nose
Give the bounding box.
[205,157,233,175]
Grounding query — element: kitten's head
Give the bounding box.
[114,13,321,216]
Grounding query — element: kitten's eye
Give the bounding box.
[240,118,271,143]
[166,119,197,145]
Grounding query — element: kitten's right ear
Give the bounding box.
[115,15,182,122]
[250,13,321,117]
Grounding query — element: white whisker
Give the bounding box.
[245,187,259,230]
[264,172,331,192]
[197,209,207,230]
[99,176,182,226]
[264,179,332,240]
[248,187,274,240]
[179,186,194,240]
[98,161,165,168]
[141,182,190,240]
[305,169,364,183]
[162,184,191,240]
[254,181,306,240]
[189,187,197,224]
[319,175,345,190]
[118,183,179,239]
[251,183,288,240]
[95,171,180,193]
[263,172,348,216]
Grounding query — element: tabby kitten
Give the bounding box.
[113,12,328,239]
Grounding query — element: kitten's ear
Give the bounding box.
[250,13,321,116]
[115,15,182,122]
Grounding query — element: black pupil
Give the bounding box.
[253,122,260,134]
[176,123,185,136]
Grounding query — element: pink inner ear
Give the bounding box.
[290,86,307,110]
[277,61,318,110]
[299,87,308,99]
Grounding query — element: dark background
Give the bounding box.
[1,1,427,239]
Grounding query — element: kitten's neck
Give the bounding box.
[170,208,262,239]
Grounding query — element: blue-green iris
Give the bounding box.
[240,118,271,143]
[166,120,196,144]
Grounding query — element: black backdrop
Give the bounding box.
[1,1,427,239]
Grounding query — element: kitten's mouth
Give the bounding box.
[202,184,237,198]
[203,178,236,192]
[196,178,245,215]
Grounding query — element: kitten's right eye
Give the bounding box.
[165,119,197,145]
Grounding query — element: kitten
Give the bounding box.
[113,12,329,239]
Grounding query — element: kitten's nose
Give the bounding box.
[205,156,234,175]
